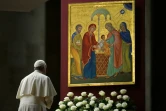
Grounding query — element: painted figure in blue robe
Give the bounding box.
[120,22,132,73]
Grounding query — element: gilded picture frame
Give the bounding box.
[68,0,135,87]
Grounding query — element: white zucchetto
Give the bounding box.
[34,60,46,68]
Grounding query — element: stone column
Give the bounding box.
[145,0,151,110]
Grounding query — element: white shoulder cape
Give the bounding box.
[16,70,57,99]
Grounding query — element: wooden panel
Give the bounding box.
[96,53,109,76]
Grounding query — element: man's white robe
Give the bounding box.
[16,70,57,111]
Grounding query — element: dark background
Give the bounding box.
[0,0,61,111]
[150,0,161,111]
[45,0,61,110]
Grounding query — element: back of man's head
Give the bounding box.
[34,60,47,74]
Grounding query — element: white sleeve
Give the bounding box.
[44,96,54,109]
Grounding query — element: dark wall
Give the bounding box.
[151,0,159,111]
[0,4,46,111]
[0,1,61,111]
[61,0,145,111]
[45,0,61,110]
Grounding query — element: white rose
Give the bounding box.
[78,96,83,101]
[123,95,129,101]
[122,109,126,111]
[59,104,66,109]
[76,102,82,107]
[116,103,122,108]
[67,92,74,97]
[90,100,95,106]
[117,95,122,99]
[71,106,77,111]
[106,103,112,108]
[94,107,100,111]
[120,89,127,94]
[88,93,94,97]
[64,97,70,102]
[122,102,128,108]
[99,103,105,109]
[91,96,97,101]
[99,90,105,96]
[82,100,87,105]
[55,109,61,111]
[81,92,87,96]
[103,105,109,110]
[105,97,110,101]
[108,100,114,104]
[86,104,90,109]
[114,109,119,111]
[111,91,117,96]
[58,101,64,105]
[74,96,78,100]
[67,101,74,107]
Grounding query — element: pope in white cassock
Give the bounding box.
[16,60,57,111]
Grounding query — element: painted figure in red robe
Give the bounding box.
[82,24,98,79]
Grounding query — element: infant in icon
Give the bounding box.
[98,35,110,56]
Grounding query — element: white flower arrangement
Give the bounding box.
[55,89,136,111]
